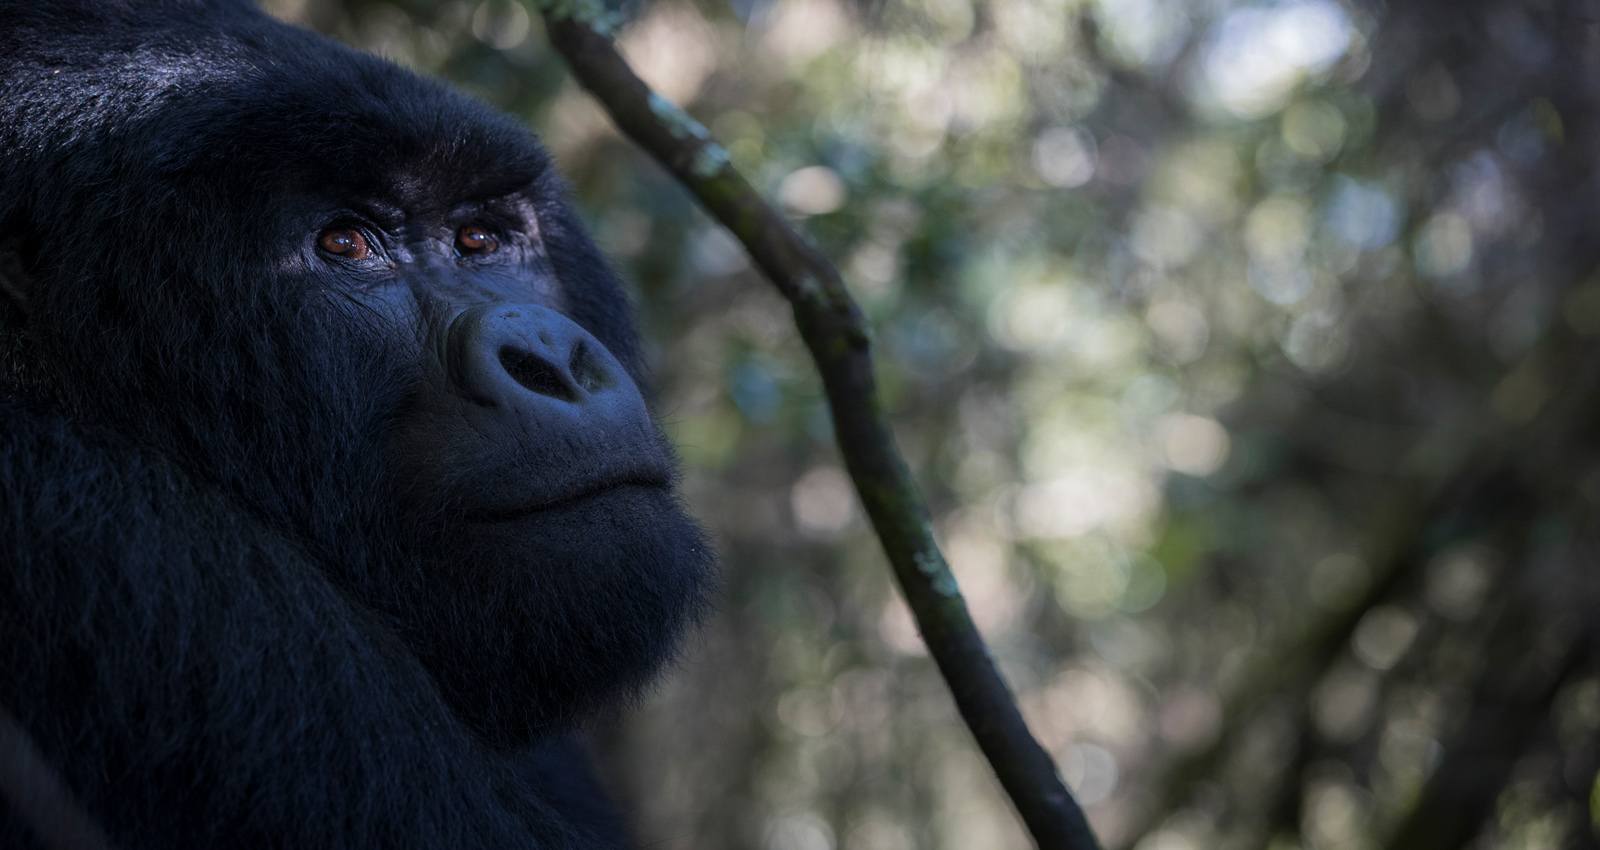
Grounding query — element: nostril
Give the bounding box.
[499,347,577,401]
[568,340,608,393]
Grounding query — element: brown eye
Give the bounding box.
[456,225,497,256]
[318,227,370,260]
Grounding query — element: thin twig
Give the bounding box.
[531,3,1100,848]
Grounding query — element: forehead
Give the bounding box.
[226,64,541,200]
[0,5,562,257]
[72,23,549,211]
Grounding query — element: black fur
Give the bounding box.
[0,1,713,847]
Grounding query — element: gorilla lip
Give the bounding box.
[467,471,673,523]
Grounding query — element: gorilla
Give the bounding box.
[0,1,714,847]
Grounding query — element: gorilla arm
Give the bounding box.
[0,396,610,850]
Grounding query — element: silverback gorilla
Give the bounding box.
[0,1,714,847]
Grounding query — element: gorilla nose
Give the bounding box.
[448,305,623,408]
[498,341,604,401]
[411,302,665,515]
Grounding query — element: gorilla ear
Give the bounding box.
[0,235,32,320]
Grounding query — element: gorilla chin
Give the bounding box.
[400,483,713,749]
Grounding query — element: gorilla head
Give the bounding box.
[0,0,712,750]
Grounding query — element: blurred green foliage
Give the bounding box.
[262,0,1600,847]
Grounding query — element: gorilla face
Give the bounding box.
[0,3,712,749]
[309,176,712,747]
[301,161,713,745]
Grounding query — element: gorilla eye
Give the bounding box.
[318,227,371,260]
[456,225,498,256]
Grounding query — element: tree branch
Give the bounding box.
[1382,618,1591,850]
[531,4,1100,848]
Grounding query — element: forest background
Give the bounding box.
[261,0,1600,847]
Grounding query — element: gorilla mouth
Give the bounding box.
[466,471,674,523]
